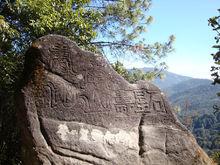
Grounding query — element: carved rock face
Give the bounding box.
[17,35,214,165]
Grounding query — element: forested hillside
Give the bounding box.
[191,112,220,155]
[149,69,220,115]
[150,69,220,158]
[165,79,220,115]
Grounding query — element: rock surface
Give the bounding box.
[17,35,214,165]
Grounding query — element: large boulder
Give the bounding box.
[17,35,214,165]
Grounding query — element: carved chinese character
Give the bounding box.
[115,104,128,113]
[134,89,150,104]
[115,90,134,104]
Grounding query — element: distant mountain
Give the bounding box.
[154,71,192,89]
[138,68,192,89]
[164,78,220,115]
[137,68,220,115]
[163,78,212,95]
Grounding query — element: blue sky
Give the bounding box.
[122,0,220,79]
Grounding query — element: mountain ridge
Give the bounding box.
[137,67,192,89]
[137,67,220,115]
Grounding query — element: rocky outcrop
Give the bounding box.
[17,35,214,165]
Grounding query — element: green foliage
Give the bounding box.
[0,92,22,165]
[0,0,174,164]
[209,10,220,87]
[172,105,181,115]
[0,54,23,165]
[111,61,130,80]
[188,112,220,156]
[178,112,220,162]
[1,0,100,53]
[208,11,220,164]
[0,0,174,89]
[111,61,166,83]
[211,151,220,164]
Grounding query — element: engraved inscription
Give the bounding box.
[114,89,151,114]
[35,81,79,109]
[151,94,165,112]
[85,70,110,89]
[115,91,134,104]
[134,89,150,113]
[81,90,113,114]
[35,82,55,108]
[135,103,149,113]
[75,95,90,113]
[48,42,79,79]
[58,84,78,108]
[49,43,71,72]
[115,104,128,113]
